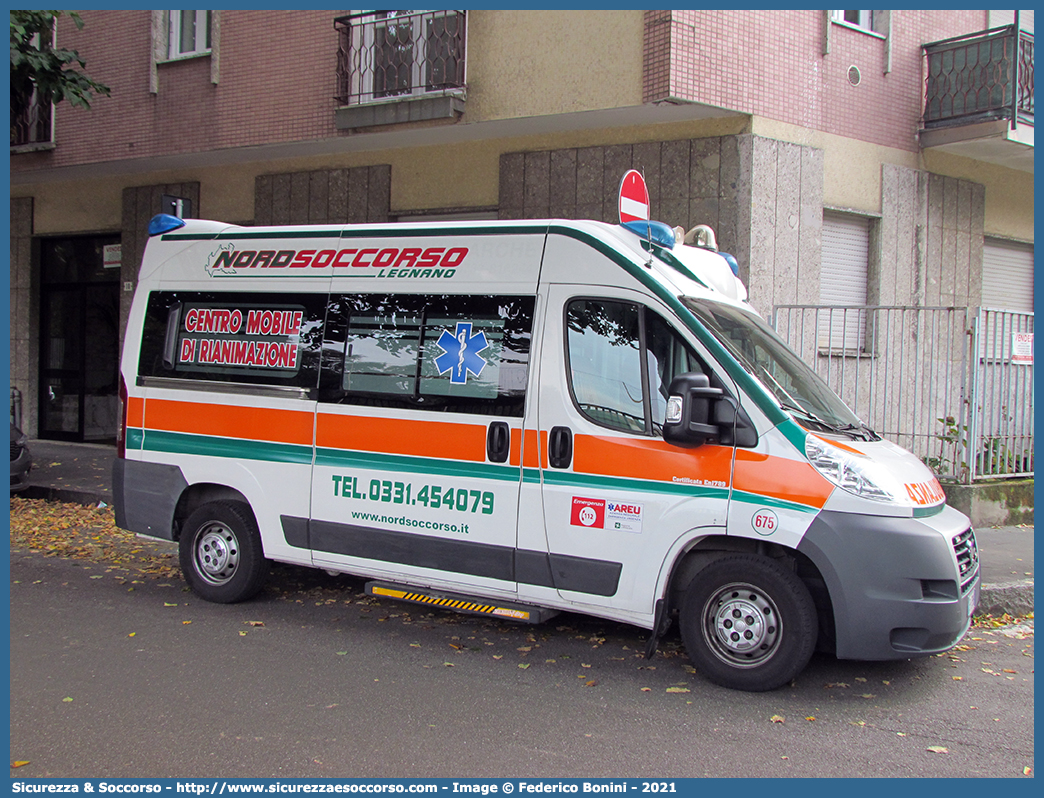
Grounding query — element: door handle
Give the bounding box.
[548,426,572,469]
[487,421,510,463]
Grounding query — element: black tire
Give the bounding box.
[178,501,269,603]
[679,554,817,692]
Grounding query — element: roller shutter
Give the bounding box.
[819,211,869,350]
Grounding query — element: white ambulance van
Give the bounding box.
[114,211,980,691]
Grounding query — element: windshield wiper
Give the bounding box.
[836,422,880,442]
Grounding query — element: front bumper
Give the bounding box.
[797,507,979,661]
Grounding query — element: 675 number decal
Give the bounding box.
[332,474,494,515]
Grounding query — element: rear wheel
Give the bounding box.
[679,554,817,691]
[179,501,269,603]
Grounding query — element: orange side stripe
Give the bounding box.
[127,396,145,428]
[317,414,487,462]
[573,435,733,484]
[523,429,542,469]
[509,428,522,467]
[734,449,833,509]
[144,399,314,445]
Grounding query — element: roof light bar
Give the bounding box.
[148,214,186,237]
[620,219,676,249]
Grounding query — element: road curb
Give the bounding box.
[978,580,1035,617]
[20,485,111,507]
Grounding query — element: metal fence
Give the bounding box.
[772,305,1033,484]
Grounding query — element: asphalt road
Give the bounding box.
[9,549,1034,779]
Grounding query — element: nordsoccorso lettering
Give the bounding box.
[204,243,469,279]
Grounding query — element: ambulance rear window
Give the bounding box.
[138,291,327,390]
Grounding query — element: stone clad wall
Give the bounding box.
[254,165,391,226]
[10,197,36,434]
[499,134,824,314]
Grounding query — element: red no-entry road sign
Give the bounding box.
[618,170,650,224]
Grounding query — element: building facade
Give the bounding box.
[9,10,1034,476]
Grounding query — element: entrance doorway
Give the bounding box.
[38,234,121,442]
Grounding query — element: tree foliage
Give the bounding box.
[10,10,110,122]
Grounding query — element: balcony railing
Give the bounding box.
[923,24,1034,129]
[10,93,53,148]
[334,10,466,106]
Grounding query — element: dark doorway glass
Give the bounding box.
[38,235,121,442]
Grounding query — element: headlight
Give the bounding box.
[805,436,896,502]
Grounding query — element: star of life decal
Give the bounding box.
[434,322,490,385]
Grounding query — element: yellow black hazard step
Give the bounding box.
[365,582,558,624]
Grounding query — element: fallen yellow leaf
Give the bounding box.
[11,761,30,768]
[666,687,691,694]
[770,715,785,723]
[927,746,949,754]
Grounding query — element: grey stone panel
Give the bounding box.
[797,146,823,306]
[9,196,33,427]
[719,135,746,272]
[289,172,310,225]
[576,147,604,208]
[548,204,576,220]
[747,136,779,311]
[272,173,292,225]
[254,174,272,226]
[329,169,349,223]
[347,168,369,224]
[633,140,662,204]
[773,141,802,306]
[549,149,577,210]
[366,165,391,222]
[955,181,973,304]
[523,151,551,214]
[658,198,689,231]
[602,144,633,222]
[689,197,720,237]
[690,137,721,199]
[913,170,930,306]
[499,152,525,211]
[309,170,330,224]
[967,182,985,308]
[498,206,524,220]
[657,139,688,204]
[575,203,601,222]
[925,173,945,307]
[941,220,957,306]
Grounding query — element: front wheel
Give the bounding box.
[679,554,817,691]
[179,501,269,603]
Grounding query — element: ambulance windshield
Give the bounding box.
[683,298,871,436]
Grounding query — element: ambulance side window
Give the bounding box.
[566,300,645,433]
[566,299,706,435]
[323,294,534,417]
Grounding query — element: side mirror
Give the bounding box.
[663,372,723,448]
